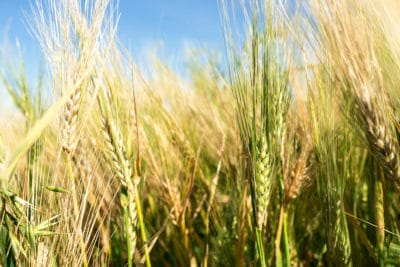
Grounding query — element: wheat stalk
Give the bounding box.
[72,140,114,257]
[98,100,140,266]
[314,0,400,191]
[59,83,90,267]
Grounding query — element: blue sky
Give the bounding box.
[0,1,300,74]
[0,1,226,110]
[0,0,299,110]
[118,1,224,54]
[117,1,227,73]
[0,1,225,71]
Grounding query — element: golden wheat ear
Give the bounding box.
[62,87,81,154]
[284,145,315,203]
[357,98,400,191]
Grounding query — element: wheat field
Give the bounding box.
[0,0,400,266]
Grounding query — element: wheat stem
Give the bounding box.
[255,228,266,267]
[66,152,88,267]
[132,179,151,267]
[375,176,385,266]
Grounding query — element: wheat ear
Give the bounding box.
[284,145,314,202]
[100,116,133,186]
[255,136,272,229]
[99,112,138,262]
[357,97,400,191]
[62,87,81,153]
[59,84,89,267]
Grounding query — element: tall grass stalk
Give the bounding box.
[221,0,292,265]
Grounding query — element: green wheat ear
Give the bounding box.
[255,136,272,229]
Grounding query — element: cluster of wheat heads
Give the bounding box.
[0,0,400,266]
